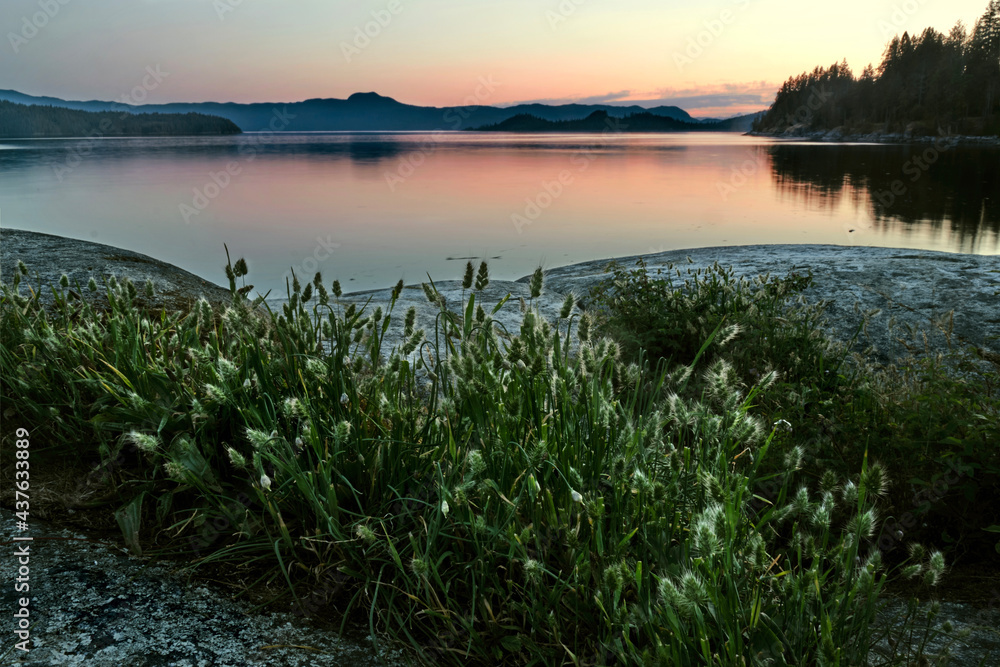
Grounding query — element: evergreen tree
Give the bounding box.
[0,102,242,138]
[755,1,1000,136]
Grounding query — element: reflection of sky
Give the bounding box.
[0,134,995,294]
[0,0,990,117]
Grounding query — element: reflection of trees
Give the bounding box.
[0,100,241,138]
[232,140,407,163]
[344,141,406,162]
[768,144,1000,251]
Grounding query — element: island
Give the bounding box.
[472,109,756,132]
[0,100,243,138]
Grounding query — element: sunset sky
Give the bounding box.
[2,0,991,117]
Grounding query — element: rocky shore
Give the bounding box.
[0,507,406,666]
[2,229,999,664]
[296,244,1000,372]
[4,228,999,362]
[0,228,232,312]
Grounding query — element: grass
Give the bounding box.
[591,259,1000,564]
[2,254,997,665]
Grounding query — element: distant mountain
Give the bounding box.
[0,101,241,138]
[491,100,697,125]
[0,89,749,132]
[474,110,707,132]
[712,111,766,132]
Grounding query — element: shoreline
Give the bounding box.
[747,129,1000,146]
[3,230,999,665]
[3,228,999,361]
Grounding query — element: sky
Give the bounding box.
[1,0,992,118]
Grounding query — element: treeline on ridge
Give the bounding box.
[0,101,243,138]
[755,0,1000,136]
[473,109,746,132]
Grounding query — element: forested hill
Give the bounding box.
[0,101,242,138]
[473,110,754,132]
[754,0,1000,137]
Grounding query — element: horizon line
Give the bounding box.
[0,87,768,120]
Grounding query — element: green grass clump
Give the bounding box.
[590,258,831,383]
[1,254,981,665]
[591,258,1000,573]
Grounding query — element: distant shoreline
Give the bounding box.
[469,110,752,133]
[0,99,242,139]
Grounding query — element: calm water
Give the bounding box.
[1,133,998,293]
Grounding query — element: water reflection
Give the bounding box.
[0,134,996,293]
[768,143,1000,253]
